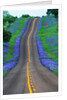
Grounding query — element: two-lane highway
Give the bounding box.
[3,18,58,95]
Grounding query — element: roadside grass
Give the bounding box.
[38,16,58,74]
[38,25,58,61]
[3,71,8,77]
[54,68,58,75]
[6,18,29,61]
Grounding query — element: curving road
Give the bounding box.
[3,18,58,95]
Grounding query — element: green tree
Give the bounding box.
[3,11,18,42]
[3,14,17,24]
[46,9,58,19]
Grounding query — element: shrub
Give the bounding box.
[3,28,12,42]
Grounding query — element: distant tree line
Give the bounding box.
[21,14,30,18]
[21,14,40,18]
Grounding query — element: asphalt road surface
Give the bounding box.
[3,18,58,95]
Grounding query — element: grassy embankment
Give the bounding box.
[38,16,58,75]
[6,18,29,61]
[3,18,29,77]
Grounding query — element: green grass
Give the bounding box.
[6,18,29,61]
[3,71,8,77]
[3,21,9,30]
[54,69,58,75]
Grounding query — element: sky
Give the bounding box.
[8,9,47,18]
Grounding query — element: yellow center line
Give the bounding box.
[27,18,37,93]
